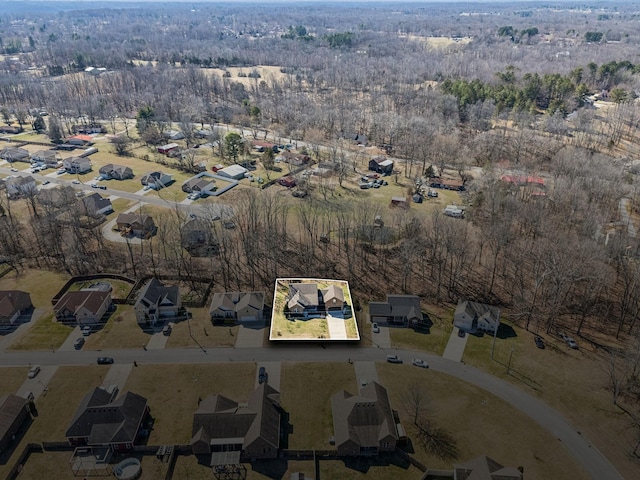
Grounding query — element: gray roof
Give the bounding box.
[135,278,179,310]
[0,394,28,444]
[191,383,280,451]
[454,300,500,330]
[82,193,112,215]
[288,283,319,309]
[209,292,264,316]
[331,382,398,450]
[369,295,422,321]
[454,455,523,480]
[65,388,147,445]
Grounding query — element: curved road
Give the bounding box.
[0,344,622,480]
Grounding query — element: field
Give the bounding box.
[165,308,238,348]
[0,268,68,309]
[0,367,30,396]
[8,312,73,351]
[83,305,151,350]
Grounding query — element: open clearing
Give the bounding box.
[0,367,30,396]
[0,268,68,308]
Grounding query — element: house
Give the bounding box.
[0,291,32,326]
[0,394,30,454]
[72,124,104,135]
[424,455,523,480]
[286,282,347,317]
[31,150,59,167]
[140,171,173,189]
[217,164,248,180]
[252,140,277,152]
[63,157,92,174]
[191,383,281,461]
[444,205,464,218]
[331,381,399,457]
[65,387,149,452]
[164,130,185,141]
[134,278,181,326]
[209,292,265,323]
[182,176,216,194]
[454,300,500,334]
[5,176,37,199]
[430,178,465,191]
[278,176,297,188]
[116,213,156,238]
[157,143,179,155]
[369,156,394,174]
[66,134,93,146]
[53,289,112,325]
[195,129,212,139]
[0,147,30,163]
[281,151,310,166]
[390,196,408,208]
[81,193,113,216]
[99,164,133,180]
[369,295,423,326]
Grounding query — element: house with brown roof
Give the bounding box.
[331,381,400,457]
[66,134,94,146]
[99,164,133,180]
[116,213,156,238]
[54,289,112,325]
[81,193,113,216]
[209,292,265,323]
[0,394,30,454]
[369,295,423,326]
[424,455,523,480]
[134,278,181,326]
[454,300,500,335]
[191,383,281,462]
[0,291,33,326]
[65,387,149,452]
[368,156,394,174]
[182,176,216,194]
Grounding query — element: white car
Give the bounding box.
[42,180,50,185]
[28,365,41,379]
[72,179,80,184]
[10,167,18,172]
[412,358,429,368]
[372,322,380,333]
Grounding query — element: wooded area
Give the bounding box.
[2,1,640,444]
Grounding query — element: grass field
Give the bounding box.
[280,362,354,449]
[84,306,151,350]
[166,308,238,348]
[0,268,69,308]
[173,455,316,480]
[8,312,73,351]
[377,363,588,479]
[123,363,256,445]
[461,320,639,479]
[0,367,30,396]
[388,305,454,355]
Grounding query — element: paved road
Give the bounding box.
[0,344,623,480]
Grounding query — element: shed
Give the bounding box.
[217,164,248,180]
[390,196,408,208]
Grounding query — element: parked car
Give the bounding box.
[91,183,98,188]
[360,378,368,387]
[258,366,268,384]
[412,358,429,368]
[457,329,466,338]
[10,167,18,172]
[27,365,41,379]
[386,355,402,364]
[74,337,85,349]
[372,322,380,333]
[97,357,114,365]
[162,324,172,336]
[566,337,578,349]
[427,189,438,197]
[534,336,545,349]
[22,391,35,401]
[81,325,92,336]
[42,180,50,185]
[72,179,80,184]
[98,185,107,190]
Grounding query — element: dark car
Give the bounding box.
[457,329,466,338]
[97,357,114,365]
[534,336,545,349]
[258,366,268,384]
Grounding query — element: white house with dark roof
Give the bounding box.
[454,300,500,334]
[134,278,181,326]
[54,289,112,325]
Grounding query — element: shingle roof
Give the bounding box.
[66,388,147,445]
[331,382,398,450]
[288,283,319,309]
[135,278,179,310]
[54,290,110,317]
[0,394,28,444]
[454,455,523,480]
[0,291,32,318]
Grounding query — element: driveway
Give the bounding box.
[353,361,378,392]
[326,313,347,340]
[235,320,266,348]
[58,326,83,352]
[100,363,134,391]
[0,309,41,350]
[17,365,58,402]
[370,321,391,348]
[146,330,170,350]
[443,327,468,362]
[256,361,281,390]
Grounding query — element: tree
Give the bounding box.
[110,135,132,156]
[32,115,46,133]
[47,115,64,144]
[225,132,243,163]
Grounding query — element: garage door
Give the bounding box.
[239,316,257,322]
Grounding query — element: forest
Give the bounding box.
[2,1,640,423]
